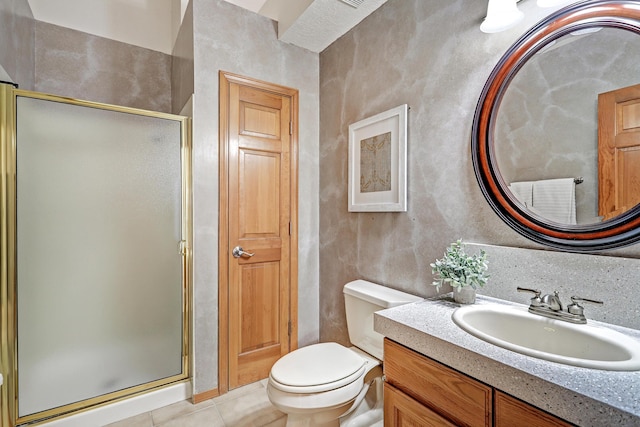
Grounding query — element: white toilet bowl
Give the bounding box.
[267,343,380,427]
[267,280,422,427]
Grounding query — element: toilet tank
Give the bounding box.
[343,280,422,360]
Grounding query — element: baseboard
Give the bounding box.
[192,388,220,404]
[41,382,191,427]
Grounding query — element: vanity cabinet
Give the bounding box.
[383,339,573,427]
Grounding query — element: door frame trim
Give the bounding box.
[218,71,299,394]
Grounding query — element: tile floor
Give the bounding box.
[105,379,286,427]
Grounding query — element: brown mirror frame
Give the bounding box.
[472,0,640,252]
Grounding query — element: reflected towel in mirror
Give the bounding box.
[508,181,533,208]
[509,178,576,225]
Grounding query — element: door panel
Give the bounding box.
[240,262,281,352]
[241,151,280,237]
[222,73,296,390]
[241,104,281,139]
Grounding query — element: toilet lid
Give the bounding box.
[270,342,365,390]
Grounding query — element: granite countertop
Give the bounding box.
[374,295,640,427]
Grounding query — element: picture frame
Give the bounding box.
[348,104,408,212]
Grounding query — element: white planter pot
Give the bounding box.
[453,287,476,304]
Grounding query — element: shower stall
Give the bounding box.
[0,83,192,426]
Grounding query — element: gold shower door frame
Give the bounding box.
[0,84,192,427]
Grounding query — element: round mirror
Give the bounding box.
[472,0,640,252]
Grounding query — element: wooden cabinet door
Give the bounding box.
[494,391,573,427]
[384,339,492,427]
[384,383,456,427]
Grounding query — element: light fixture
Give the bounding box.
[480,0,525,33]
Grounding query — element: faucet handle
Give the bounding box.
[567,296,603,316]
[517,287,541,297]
[517,287,542,306]
[570,296,604,305]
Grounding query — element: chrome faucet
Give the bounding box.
[516,287,603,324]
[540,290,563,311]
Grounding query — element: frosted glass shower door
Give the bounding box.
[15,95,187,419]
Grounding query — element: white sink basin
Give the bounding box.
[452,304,640,371]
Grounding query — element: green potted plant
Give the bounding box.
[431,239,489,304]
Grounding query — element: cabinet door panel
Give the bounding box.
[384,339,492,427]
[495,391,573,427]
[384,383,456,427]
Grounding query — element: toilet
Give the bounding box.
[267,279,422,427]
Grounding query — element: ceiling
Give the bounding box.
[27,0,389,55]
[223,0,268,13]
[224,0,388,52]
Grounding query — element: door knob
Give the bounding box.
[232,246,255,258]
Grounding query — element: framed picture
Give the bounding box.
[348,104,408,212]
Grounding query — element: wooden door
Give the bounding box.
[598,83,640,220]
[219,72,298,391]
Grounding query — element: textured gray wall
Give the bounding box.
[171,0,194,115]
[190,0,320,394]
[0,0,34,89]
[34,22,172,113]
[318,0,640,346]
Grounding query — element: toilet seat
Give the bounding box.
[269,343,366,394]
